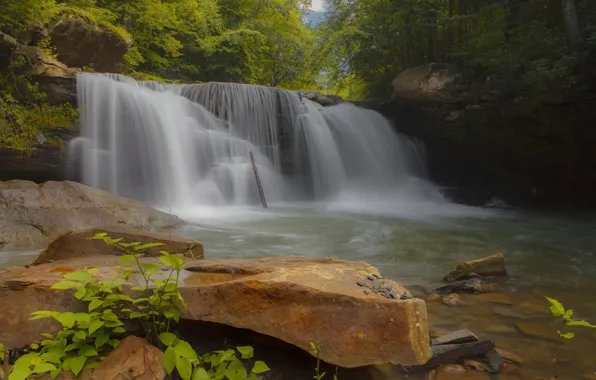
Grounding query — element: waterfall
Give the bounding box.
[70,73,445,214]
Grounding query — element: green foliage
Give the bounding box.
[5,233,271,380]
[0,71,77,151]
[318,0,596,100]
[309,341,338,380]
[545,297,596,339]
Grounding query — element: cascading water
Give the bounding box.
[70,73,447,216]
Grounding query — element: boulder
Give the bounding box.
[444,253,507,282]
[299,91,343,107]
[90,336,164,380]
[33,226,204,265]
[0,181,183,250]
[392,63,475,103]
[0,256,431,368]
[1,31,79,105]
[48,14,131,72]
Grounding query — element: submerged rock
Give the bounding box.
[34,226,204,265]
[0,181,182,249]
[444,253,507,282]
[442,293,462,306]
[0,256,431,368]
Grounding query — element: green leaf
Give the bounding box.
[50,369,62,380]
[174,340,197,360]
[95,333,109,349]
[545,297,565,318]
[41,351,62,364]
[33,362,57,374]
[89,299,103,312]
[193,367,210,380]
[8,367,32,380]
[55,313,76,328]
[251,361,270,374]
[558,331,575,339]
[64,272,93,282]
[164,308,180,322]
[219,349,235,362]
[119,255,136,265]
[82,346,98,357]
[75,286,87,299]
[113,327,126,333]
[70,356,87,376]
[159,332,178,347]
[75,331,86,340]
[160,256,175,267]
[163,346,177,375]
[41,333,54,339]
[51,281,83,290]
[237,346,254,359]
[176,356,193,380]
[89,320,104,335]
[567,319,596,328]
[129,311,145,319]
[134,243,165,251]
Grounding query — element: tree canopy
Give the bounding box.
[0,0,321,89]
[317,0,596,100]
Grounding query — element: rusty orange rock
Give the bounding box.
[1,256,431,368]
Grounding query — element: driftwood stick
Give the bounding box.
[249,151,268,209]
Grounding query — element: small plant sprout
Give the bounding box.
[6,233,271,380]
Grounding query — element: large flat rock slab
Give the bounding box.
[0,180,183,249]
[0,256,431,368]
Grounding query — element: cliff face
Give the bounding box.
[368,63,596,210]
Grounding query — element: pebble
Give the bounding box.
[367,275,375,281]
[442,293,462,306]
[363,290,371,295]
[400,293,413,300]
[356,280,367,287]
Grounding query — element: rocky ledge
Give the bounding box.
[0,254,431,368]
[0,180,183,249]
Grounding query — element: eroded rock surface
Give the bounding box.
[0,256,431,368]
[34,226,204,265]
[0,181,183,249]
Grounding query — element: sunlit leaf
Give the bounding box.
[237,346,254,359]
[163,346,177,375]
[251,361,270,374]
[545,297,565,318]
[64,272,93,282]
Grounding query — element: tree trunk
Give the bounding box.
[561,0,582,51]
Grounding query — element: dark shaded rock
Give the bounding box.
[406,339,495,371]
[299,91,343,106]
[431,329,478,346]
[481,350,504,373]
[34,226,204,265]
[0,126,78,183]
[48,14,131,72]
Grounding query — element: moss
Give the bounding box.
[53,6,132,45]
[0,69,77,152]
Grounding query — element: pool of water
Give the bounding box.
[2,202,595,379]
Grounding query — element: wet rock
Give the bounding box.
[433,277,482,294]
[427,294,441,301]
[481,350,504,373]
[431,329,478,346]
[0,181,183,250]
[476,293,513,305]
[472,282,501,293]
[514,321,558,342]
[444,253,507,282]
[496,348,524,365]
[298,91,343,107]
[34,226,203,265]
[442,293,462,306]
[408,339,495,371]
[440,364,466,375]
[464,360,486,372]
[0,256,431,368]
